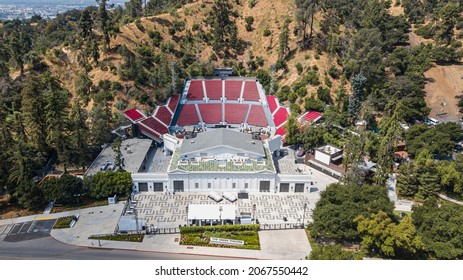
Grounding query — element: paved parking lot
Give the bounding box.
[2,219,56,242]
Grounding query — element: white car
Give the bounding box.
[208,191,223,202]
[222,192,237,202]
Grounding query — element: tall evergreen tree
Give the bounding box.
[278,19,290,61]
[112,136,125,171]
[69,99,89,171]
[43,75,71,171]
[20,74,47,151]
[347,73,366,122]
[97,0,112,51]
[295,0,318,48]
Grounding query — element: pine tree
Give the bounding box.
[278,19,290,61]
[8,26,32,76]
[97,0,112,51]
[347,73,366,122]
[43,74,71,171]
[20,74,47,151]
[295,0,318,49]
[69,99,89,171]
[112,136,125,171]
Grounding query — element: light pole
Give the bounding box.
[186,205,189,225]
[302,203,308,228]
[252,204,256,224]
[219,206,223,225]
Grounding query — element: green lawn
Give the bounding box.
[180,224,260,250]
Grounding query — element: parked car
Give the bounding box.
[222,192,237,202]
[455,144,463,152]
[208,191,223,202]
[100,160,112,171]
[296,149,306,157]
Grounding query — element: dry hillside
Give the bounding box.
[42,0,342,113]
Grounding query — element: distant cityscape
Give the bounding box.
[0,0,126,20]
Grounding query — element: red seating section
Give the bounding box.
[266,95,278,114]
[198,103,222,124]
[205,80,223,100]
[242,81,260,101]
[138,123,161,141]
[177,104,200,126]
[124,108,145,122]
[273,107,289,128]
[168,94,180,112]
[187,80,204,100]
[247,105,268,127]
[225,81,242,100]
[140,117,168,135]
[275,126,286,136]
[155,106,172,126]
[301,111,322,123]
[225,104,248,124]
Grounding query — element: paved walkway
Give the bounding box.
[135,192,317,228]
[438,193,463,206]
[1,202,311,259]
[387,174,413,212]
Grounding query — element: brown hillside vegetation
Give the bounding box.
[42,0,342,113]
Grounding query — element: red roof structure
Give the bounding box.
[187,80,204,100]
[247,105,268,127]
[124,108,145,122]
[204,80,223,100]
[198,103,222,124]
[177,104,200,126]
[242,81,260,101]
[224,104,248,124]
[225,80,243,100]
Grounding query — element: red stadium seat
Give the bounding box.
[177,104,200,126]
[198,103,222,124]
[224,104,248,124]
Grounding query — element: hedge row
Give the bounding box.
[180,224,260,234]
[89,234,144,242]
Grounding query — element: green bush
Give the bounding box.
[89,234,144,242]
[135,19,144,32]
[180,224,260,234]
[295,63,303,75]
[192,23,200,31]
[245,16,254,32]
[248,0,256,8]
[263,29,271,37]
[53,216,75,229]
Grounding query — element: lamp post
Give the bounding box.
[219,205,223,225]
[186,205,189,225]
[74,194,82,209]
[302,203,308,228]
[252,204,256,224]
